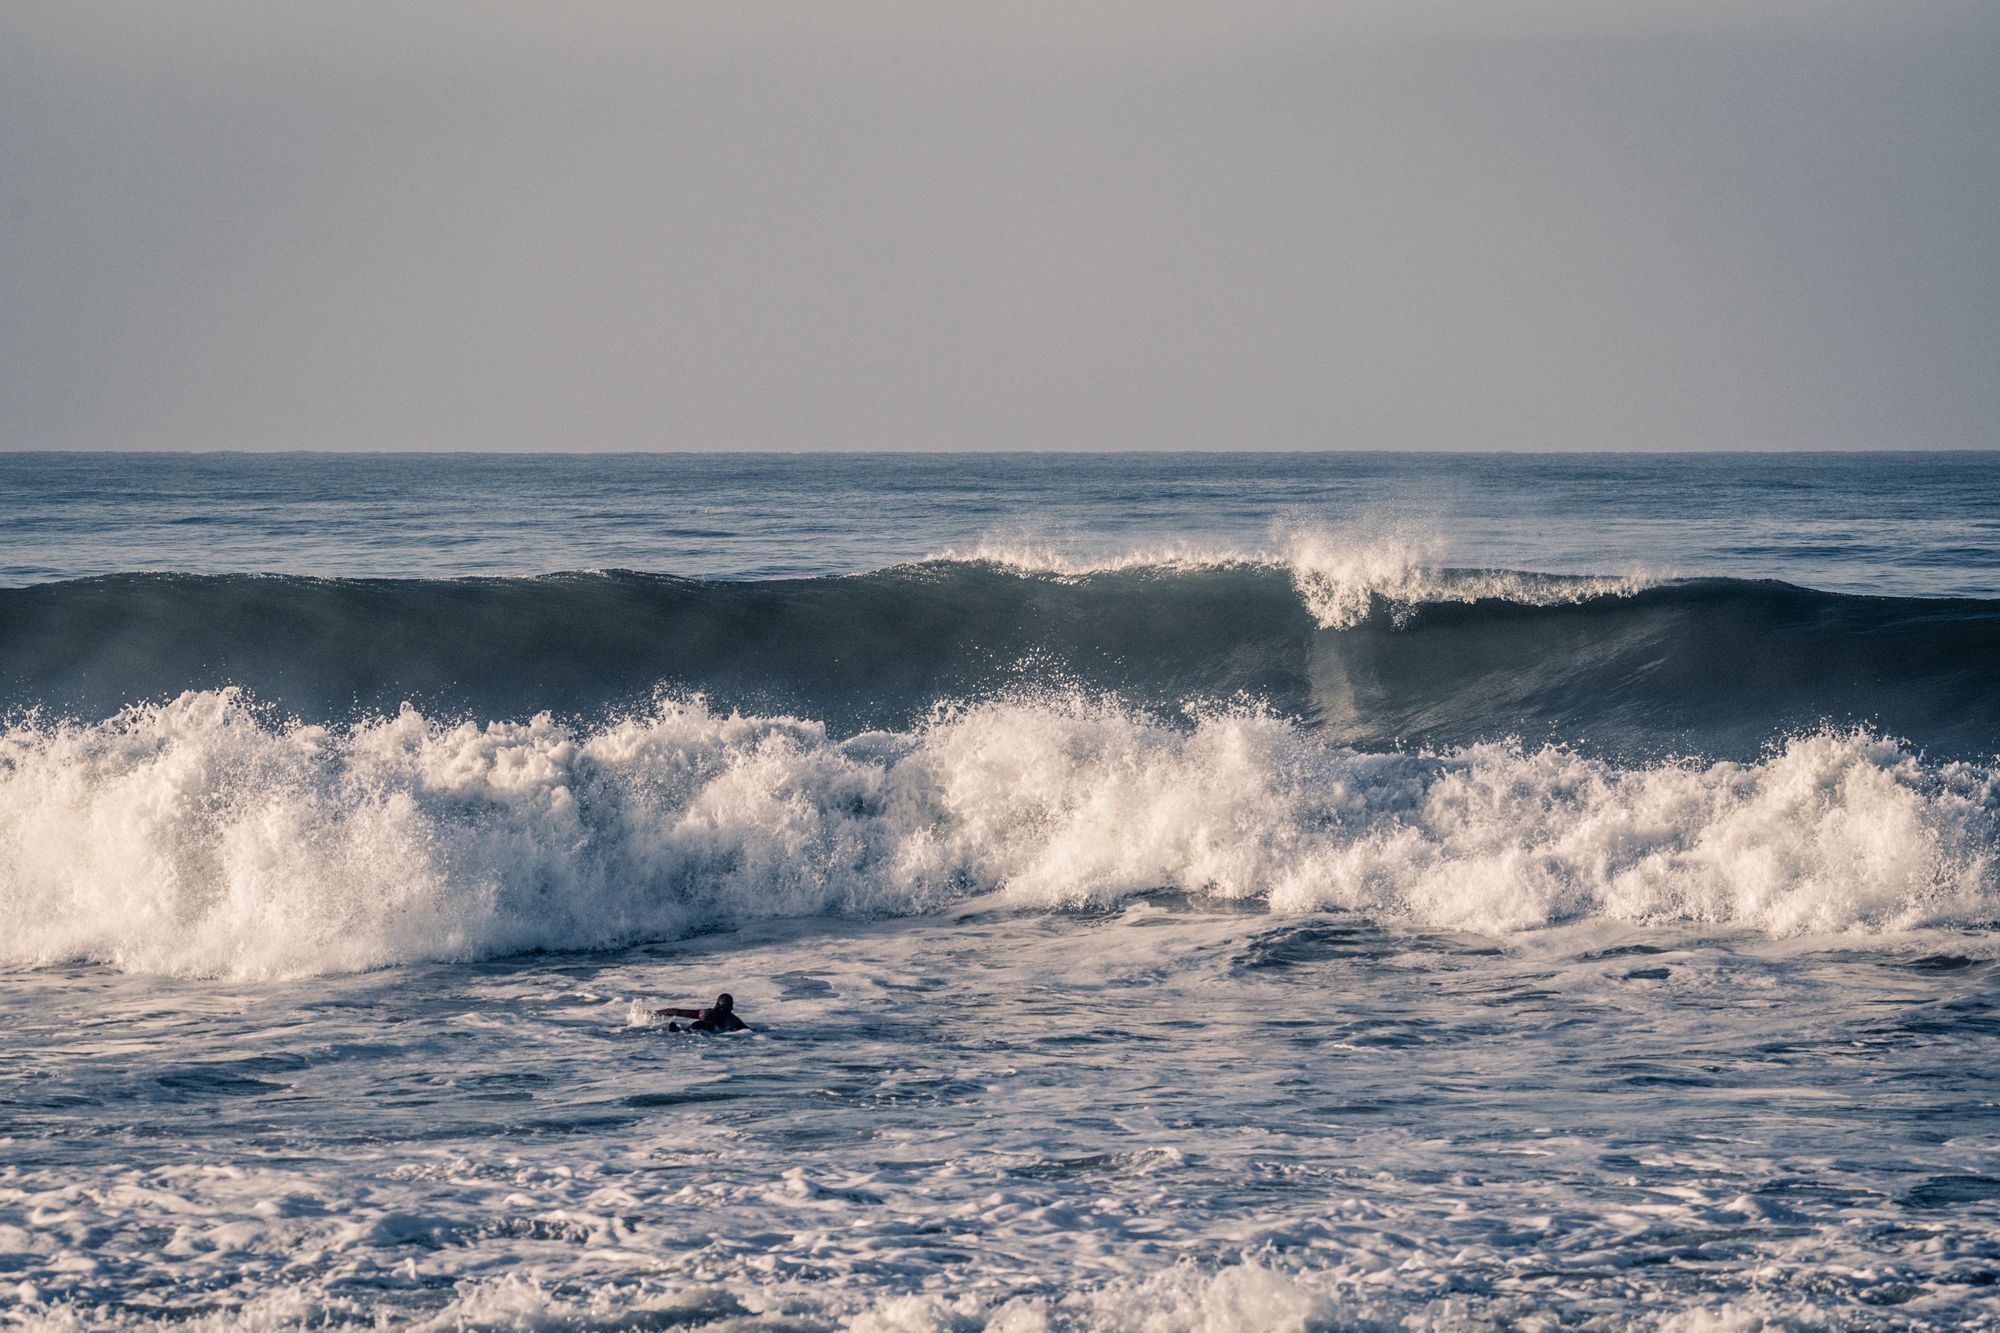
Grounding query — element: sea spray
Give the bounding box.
[936,518,1654,628]
[3,689,1993,978]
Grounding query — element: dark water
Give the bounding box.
[4,567,1997,762]
[3,452,1998,762]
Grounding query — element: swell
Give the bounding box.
[2,564,1996,760]
[1,691,1994,978]
[1312,578,2000,761]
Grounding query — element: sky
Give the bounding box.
[4,2,1997,452]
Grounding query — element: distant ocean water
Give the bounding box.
[2,452,1997,1330]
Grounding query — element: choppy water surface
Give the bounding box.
[9,910,1997,1330]
[11,908,2000,1320]
[2,452,1997,1329]
[3,451,1997,594]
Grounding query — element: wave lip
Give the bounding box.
[2,690,1992,979]
[930,523,1656,627]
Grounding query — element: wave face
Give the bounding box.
[2,690,1994,977]
[2,563,1997,760]
[6,560,1997,976]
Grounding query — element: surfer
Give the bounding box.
[652,992,749,1033]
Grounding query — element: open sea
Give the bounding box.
[1,451,1997,1331]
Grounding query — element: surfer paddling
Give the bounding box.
[652,992,749,1033]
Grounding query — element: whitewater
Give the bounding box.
[2,452,1998,1330]
[5,691,1997,979]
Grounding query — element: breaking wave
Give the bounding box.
[2,689,1994,978]
[2,558,1996,760]
[930,523,1653,628]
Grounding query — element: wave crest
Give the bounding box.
[2,691,1992,978]
[932,521,1653,627]
[4,560,1994,761]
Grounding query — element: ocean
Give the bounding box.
[1,451,1996,1330]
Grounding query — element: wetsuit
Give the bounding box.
[659,993,749,1033]
[685,1007,748,1033]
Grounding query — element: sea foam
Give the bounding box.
[2,690,1992,978]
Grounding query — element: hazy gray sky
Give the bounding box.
[5,2,1996,451]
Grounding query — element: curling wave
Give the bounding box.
[2,562,1996,760]
[1,690,1994,978]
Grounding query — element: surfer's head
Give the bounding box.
[713,993,734,1015]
